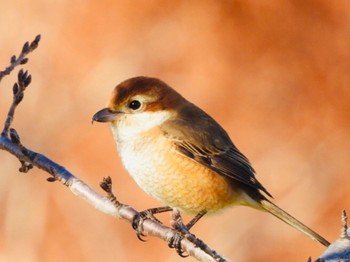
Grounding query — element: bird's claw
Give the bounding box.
[132,209,163,241]
[132,214,147,241]
[168,210,192,257]
[168,231,188,257]
[168,209,209,257]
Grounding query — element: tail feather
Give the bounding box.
[260,199,330,247]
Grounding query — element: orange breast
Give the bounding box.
[116,127,246,215]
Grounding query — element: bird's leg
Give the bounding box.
[169,209,207,257]
[132,206,173,241]
[186,210,207,230]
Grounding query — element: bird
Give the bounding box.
[92,76,330,248]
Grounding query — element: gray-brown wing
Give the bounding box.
[161,104,272,198]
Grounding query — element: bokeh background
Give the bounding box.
[1,1,350,261]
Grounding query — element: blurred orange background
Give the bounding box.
[1,1,350,261]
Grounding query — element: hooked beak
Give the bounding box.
[92,108,120,123]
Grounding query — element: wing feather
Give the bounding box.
[161,103,272,198]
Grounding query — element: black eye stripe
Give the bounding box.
[129,100,142,110]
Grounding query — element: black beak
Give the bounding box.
[92,108,120,123]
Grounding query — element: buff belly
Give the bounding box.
[115,128,246,215]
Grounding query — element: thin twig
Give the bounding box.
[0,35,40,83]
[2,69,32,136]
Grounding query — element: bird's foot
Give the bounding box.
[132,206,173,241]
[168,230,188,257]
[168,221,221,260]
[168,209,205,257]
[169,209,220,259]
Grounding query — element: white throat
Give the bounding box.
[111,110,171,142]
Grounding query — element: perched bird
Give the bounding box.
[93,76,329,247]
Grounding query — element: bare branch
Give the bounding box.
[0,132,226,261]
[0,35,229,262]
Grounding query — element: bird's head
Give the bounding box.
[92,76,186,135]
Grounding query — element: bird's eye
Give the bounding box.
[128,100,142,110]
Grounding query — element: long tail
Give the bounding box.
[260,199,330,247]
